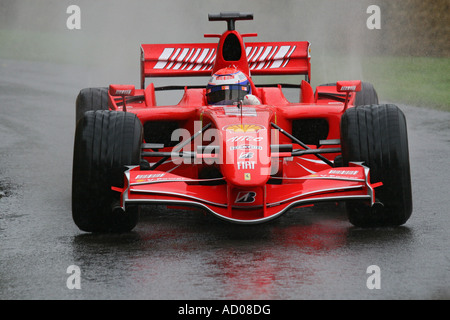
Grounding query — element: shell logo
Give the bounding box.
[223,124,266,133]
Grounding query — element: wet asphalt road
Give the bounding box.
[0,59,449,300]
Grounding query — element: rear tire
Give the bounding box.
[340,104,412,227]
[72,110,143,232]
[75,87,109,124]
[354,82,378,106]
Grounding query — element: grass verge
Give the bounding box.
[361,56,449,111]
[311,54,449,111]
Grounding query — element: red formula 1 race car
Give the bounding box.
[72,12,412,233]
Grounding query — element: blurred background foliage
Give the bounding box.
[0,0,448,109]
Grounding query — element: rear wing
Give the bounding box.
[140,41,311,88]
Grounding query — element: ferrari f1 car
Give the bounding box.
[72,12,412,232]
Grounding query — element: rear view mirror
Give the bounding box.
[336,80,361,93]
[336,80,361,111]
[109,84,135,96]
[109,84,135,112]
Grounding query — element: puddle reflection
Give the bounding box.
[70,205,412,299]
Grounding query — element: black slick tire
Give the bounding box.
[75,87,109,124]
[72,110,143,233]
[340,104,412,227]
[354,82,379,106]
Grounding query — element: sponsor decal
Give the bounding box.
[328,170,358,175]
[154,45,296,71]
[230,145,262,150]
[135,173,166,179]
[239,152,254,159]
[224,107,257,117]
[340,86,357,91]
[216,75,233,81]
[154,47,215,71]
[227,136,264,142]
[237,161,256,170]
[235,191,257,203]
[223,124,266,133]
[115,89,132,95]
[246,45,296,70]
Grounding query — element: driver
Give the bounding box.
[206,67,260,105]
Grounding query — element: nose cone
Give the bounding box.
[221,123,271,186]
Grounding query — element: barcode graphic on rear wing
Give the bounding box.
[153,47,216,71]
[141,41,310,78]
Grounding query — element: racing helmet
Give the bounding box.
[206,68,251,105]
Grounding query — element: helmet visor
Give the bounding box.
[206,85,249,105]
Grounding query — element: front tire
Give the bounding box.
[340,104,412,227]
[72,110,143,232]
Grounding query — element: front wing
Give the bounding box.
[114,162,380,224]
